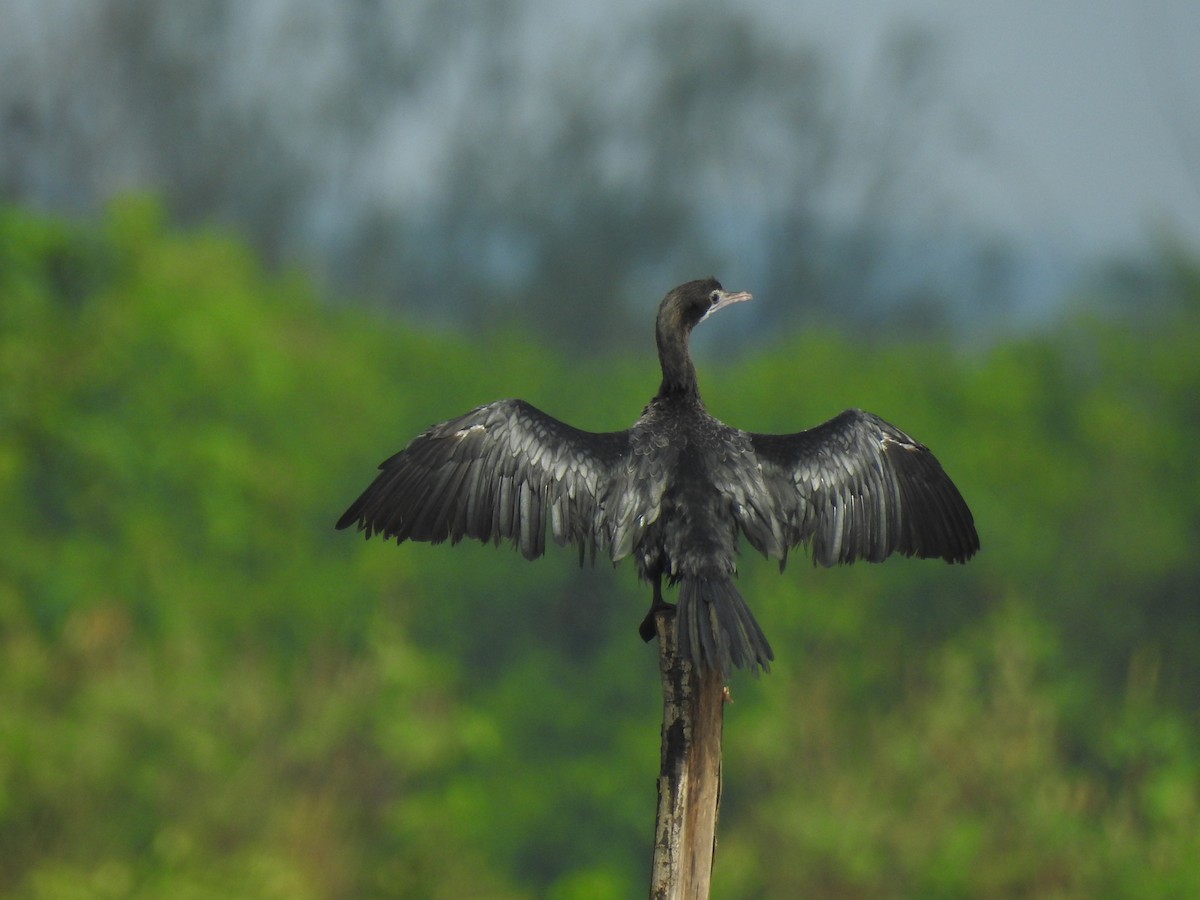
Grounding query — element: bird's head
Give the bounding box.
[657,277,753,337]
[654,278,752,397]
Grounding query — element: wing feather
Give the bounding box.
[337,399,629,561]
[747,408,978,567]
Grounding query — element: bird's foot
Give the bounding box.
[638,594,675,643]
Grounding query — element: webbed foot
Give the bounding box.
[638,579,673,642]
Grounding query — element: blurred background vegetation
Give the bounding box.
[3,1,1200,897]
[3,199,1198,898]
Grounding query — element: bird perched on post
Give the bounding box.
[338,278,979,677]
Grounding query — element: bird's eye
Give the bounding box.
[709,291,721,306]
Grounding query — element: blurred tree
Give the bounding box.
[2,0,1005,348]
[3,201,1198,898]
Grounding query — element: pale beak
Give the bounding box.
[701,289,752,323]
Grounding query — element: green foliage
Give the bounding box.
[2,200,1199,897]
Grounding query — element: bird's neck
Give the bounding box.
[656,326,700,399]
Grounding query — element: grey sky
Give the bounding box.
[797,0,1200,257]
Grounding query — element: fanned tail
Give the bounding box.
[676,577,774,677]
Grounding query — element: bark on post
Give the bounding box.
[648,608,726,900]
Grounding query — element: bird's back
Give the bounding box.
[623,397,760,582]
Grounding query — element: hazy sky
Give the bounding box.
[6,0,1198,330]
[796,0,1200,259]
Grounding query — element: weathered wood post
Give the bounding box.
[648,608,727,900]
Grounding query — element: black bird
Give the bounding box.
[337,279,979,676]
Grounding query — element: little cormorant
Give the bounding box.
[337,279,979,676]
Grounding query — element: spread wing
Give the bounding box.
[746,408,979,567]
[337,399,630,562]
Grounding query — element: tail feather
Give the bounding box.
[677,578,773,676]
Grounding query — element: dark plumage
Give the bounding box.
[337,279,979,676]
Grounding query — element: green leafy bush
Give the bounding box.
[1,200,1197,897]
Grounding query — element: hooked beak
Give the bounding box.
[701,289,753,323]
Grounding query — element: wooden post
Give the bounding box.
[648,608,727,900]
